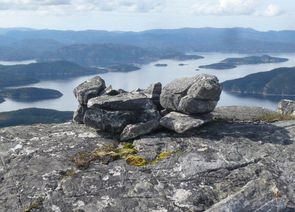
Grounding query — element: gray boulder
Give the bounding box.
[84,108,160,134]
[160,74,222,114]
[278,99,295,116]
[88,92,156,111]
[160,111,212,133]
[120,120,159,141]
[84,108,134,134]
[73,105,87,124]
[73,76,106,105]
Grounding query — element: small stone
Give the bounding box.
[160,112,212,133]
[278,99,295,116]
[100,85,120,96]
[120,120,159,141]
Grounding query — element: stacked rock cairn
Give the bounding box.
[73,74,222,141]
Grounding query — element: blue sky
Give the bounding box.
[0,0,294,31]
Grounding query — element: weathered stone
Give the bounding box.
[100,85,120,96]
[160,111,213,133]
[178,97,218,114]
[84,108,160,134]
[160,74,222,114]
[73,76,106,105]
[213,106,277,122]
[88,92,156,111]
[73,105,87,124]
[120,120,159,141]
[144,82,162,109]
[278,99,295,116]
[84,108,133,134]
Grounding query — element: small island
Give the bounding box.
[155,63,168,67]
[168,54,204,61]
[178,63,187,66]
[0,87,63,102]
[106,64,140,72]
[199,55,288,70]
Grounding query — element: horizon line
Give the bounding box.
[1,26,295,33]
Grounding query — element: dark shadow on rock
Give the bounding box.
[160,120,293,145]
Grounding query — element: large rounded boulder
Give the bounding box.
[160,74,222,114]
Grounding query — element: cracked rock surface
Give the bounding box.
[0,117,295,211]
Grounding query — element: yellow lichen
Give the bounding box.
[70,151,92,169]
[151,151,174,164]
[115,147,138,158]
[24,197,43,212]
[126,155,148,167]
[71,143,138,168]
[61,168,76,179]
[258,113,295,123]
[157,151,173,160]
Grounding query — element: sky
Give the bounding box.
[0,0,294,31]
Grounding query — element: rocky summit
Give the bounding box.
[1,74,295,212]
[0,106,295,212]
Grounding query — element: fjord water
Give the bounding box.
[1,52,295,112]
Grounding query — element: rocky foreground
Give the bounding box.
[1,74,295,212]
[0,107,295,212]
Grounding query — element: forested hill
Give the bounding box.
[223,67,295,96]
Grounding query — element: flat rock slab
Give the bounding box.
[160,112,213,133]
[213,106,276,122]
[120,120,159,141]
[88,92,156,111]
[1,119,295,211]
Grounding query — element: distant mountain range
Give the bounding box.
[223,67,295,96]
[1,27,295,65]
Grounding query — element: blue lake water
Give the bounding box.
[0,53,295,112]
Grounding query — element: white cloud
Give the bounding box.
[192,0,283,17]
[0,0,164,13]
[263,4,282,17]
[192,0,259,16]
